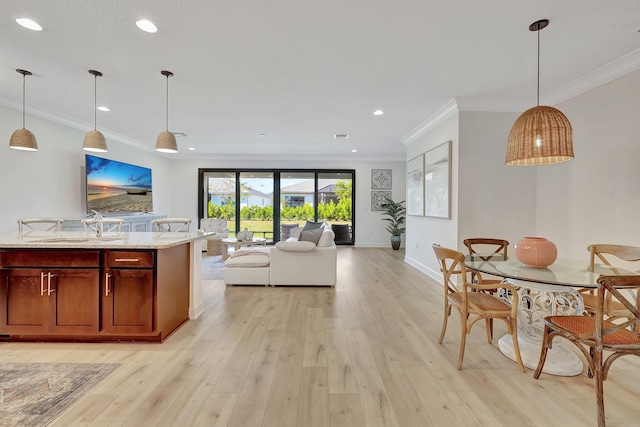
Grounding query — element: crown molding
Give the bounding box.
[401,49,640,146]
[400,99,458,146]
[543,47,640,105]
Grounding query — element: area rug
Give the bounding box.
[202,254,224,280]
[0,362,120,427]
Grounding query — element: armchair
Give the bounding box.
[200,218,230,254]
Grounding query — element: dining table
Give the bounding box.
[464,255,638,376]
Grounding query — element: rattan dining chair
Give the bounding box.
[151,218,191,232]
[432,244,525,372]
[534,275,640,427]
[463,238,509,293]
[580,244,640,325]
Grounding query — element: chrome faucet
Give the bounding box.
[91,210,103,237]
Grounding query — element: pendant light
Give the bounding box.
[506,19,574,166]
[83,69,108,152]
[156,70,178,153]
[9,69,38,151]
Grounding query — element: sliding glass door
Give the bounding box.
[199,169,355,244]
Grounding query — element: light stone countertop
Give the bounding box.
[0,231,210,250]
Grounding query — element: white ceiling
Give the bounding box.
[1,0,640,161]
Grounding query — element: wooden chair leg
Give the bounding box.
[484,318,493,344]
[534,324,552,379]
[457,312,468,370]
[438,303,451,344]
[594,348,606,427]
[510,318,525,373]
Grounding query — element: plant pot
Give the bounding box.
[515,237,557,268]
[390,235,401,250]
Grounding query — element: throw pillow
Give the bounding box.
[302,220,323,231]
[299,227,323,245]
[317,229,335,247]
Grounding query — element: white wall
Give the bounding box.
[457,111,537,249]
[536,69,640,259]
[0,105,172,232]
[168,159,405,247]
[404,113,459,276]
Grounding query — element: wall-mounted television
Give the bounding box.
[85,154,153,214]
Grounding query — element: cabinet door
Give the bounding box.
[103,269,153,334]
[47,269,100,335]
[0,269,49,334]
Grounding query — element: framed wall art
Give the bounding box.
[371,190,392,211]
[424,140,451,218]
[371,169,392,189]
[406,155,424,216]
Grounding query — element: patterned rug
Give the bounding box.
[0,363,120,427]
[202,254,224,280]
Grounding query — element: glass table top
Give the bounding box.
[464,255,637,288]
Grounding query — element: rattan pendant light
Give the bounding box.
[9,69,38,151]
[506,19,574,166]
[83,70,108,152]
[156,70,178,153]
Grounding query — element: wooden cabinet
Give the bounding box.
[0,250,100,337]
[0,245,189,342]
[103,251,155,335]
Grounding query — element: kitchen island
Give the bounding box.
[0,230,206,342]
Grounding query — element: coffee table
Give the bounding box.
[221,237,267,260]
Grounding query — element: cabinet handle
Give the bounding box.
[114,258,139,262]
[105,272,111,297]
[47,272,52,296]
[40,272,46,296]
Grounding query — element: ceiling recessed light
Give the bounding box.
[188,147,195,151]
[97,106,110,112]
[136,19,157,33]
[334,134,349,139]
[373,110,384,116]
[173,132,188,137]
[259,133,266,137]
[351,149,358,153]
[16,18,42,31]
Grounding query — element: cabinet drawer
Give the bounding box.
[0,250,100,267]
[105,251,154,268]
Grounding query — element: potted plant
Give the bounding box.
[380,197,406,250]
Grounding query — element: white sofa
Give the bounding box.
[223,226,337,287]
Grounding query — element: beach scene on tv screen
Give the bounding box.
[86,155,153,213]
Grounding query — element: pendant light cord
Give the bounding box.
[21,73,26,129]
[165,74,170,131]
[536,24,541,107]
[93,75,97,131]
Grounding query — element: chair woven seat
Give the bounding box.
[547,316,640,345]
[534,275,640,427]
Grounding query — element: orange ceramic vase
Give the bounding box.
[515,237,557,268]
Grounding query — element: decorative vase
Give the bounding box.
[515,237,557,268]
[390,235,401,250]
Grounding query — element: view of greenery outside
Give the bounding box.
[208,179,352,238]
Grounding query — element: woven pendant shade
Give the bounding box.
[506,19,574,166]
[155,70,178,153]
[10,69,38,152]
[506,105,574,165]
[156,130,178,153]
[82,130,108,152]
[10,128,38,151]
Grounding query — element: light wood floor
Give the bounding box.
[1,247,638,426]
